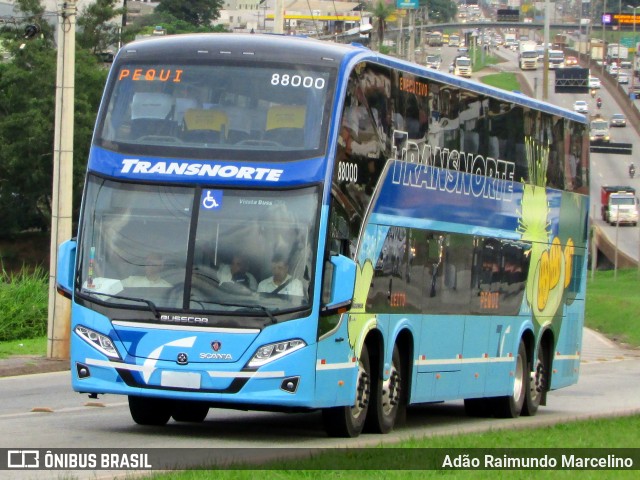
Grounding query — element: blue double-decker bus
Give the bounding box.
[57,34,590,437]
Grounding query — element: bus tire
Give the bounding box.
[322,344,371,438]
[128,395,172,426]
[172,401,210,423]
[492,340,527,418]
[366,345,403,433]
[522,342,548,416]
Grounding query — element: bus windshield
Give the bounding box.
[77,176,318,318]
[96,62,333,161]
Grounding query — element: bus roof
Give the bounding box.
[117,33,585,125]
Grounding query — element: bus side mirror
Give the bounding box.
[57,239,77,299]
[321,254,356,314]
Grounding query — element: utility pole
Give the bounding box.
[543,0,550,100]
[48,1,76,360]
[274,0,284,34]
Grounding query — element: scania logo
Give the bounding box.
[211,341,222,352]
[176,353,188,365]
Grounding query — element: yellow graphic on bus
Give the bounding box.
[518,137,575,327]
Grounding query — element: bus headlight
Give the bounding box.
[247,339,306,368]
[75,325,121,359]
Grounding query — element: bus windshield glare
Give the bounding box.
[96,62,333,160]
[78,176,318,317]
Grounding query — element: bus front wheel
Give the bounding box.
[128,395,172,426]
[322,344,371,438]
[492,340,527,418]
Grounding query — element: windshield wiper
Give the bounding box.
[191,299,277,325]
[81,289,160,319]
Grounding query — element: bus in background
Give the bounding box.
[448,33,460,48]
[57,34,590,438]
[427,31,443,47]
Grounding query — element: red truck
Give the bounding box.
[601,186,638,226]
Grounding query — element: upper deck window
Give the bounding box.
[96,62,334,161]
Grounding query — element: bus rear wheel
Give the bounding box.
[366,345,403,433]
[492,340,527,418]
[172,401,210,422]
[322,344,371,438]
[522,342,548,416]
[128,396,172,426]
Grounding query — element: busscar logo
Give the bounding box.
[159,314,209,324]
[8,450,39,468]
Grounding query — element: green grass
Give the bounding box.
[470,49,500,71]
[0,336,47,359]
[585,269,640,347]
[0,266,48,342]
[142,416,640,477]
[480,72,521,92]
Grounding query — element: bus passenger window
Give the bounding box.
[130,92,175,139]
[263,105,306,147]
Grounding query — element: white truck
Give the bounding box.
[454,56,472,78]
[607,43,629,62]
[601,186,638,226]
[504,33,517,48]
[548,49,565,69]
[519,41,539,70]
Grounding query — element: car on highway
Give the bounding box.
[573,100,589,114]
[589,76,601,89]
[589,117,611,143]
[617,72,630,84]
[610,113,627,127]
[607,63,619,76]
[425,54,442,70]
[565,56,578,67]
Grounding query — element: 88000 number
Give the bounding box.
[337,162,358,183]
[271,74,326,89]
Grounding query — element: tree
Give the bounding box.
[77,0,124,54]
[121,11,227,44]
[369,1,395,52]
[423,0,458,24]
[155,0,224,27]
[0,34,107,236]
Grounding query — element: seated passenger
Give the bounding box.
[217,254,257,291]
[257,253,303,296]
[122,253,171,288]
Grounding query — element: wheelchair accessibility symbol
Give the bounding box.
[201,190,222,210]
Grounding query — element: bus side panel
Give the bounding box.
[550,302,584,389]
[315,313,359,408]
[458,316,492,399]
[411,314,464,403]
[483,316,528,397]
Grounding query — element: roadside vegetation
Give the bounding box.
[141,415,640,478]
[0,266,48,345]
[479,72,521,92]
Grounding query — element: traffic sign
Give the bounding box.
[620,37,634,48]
